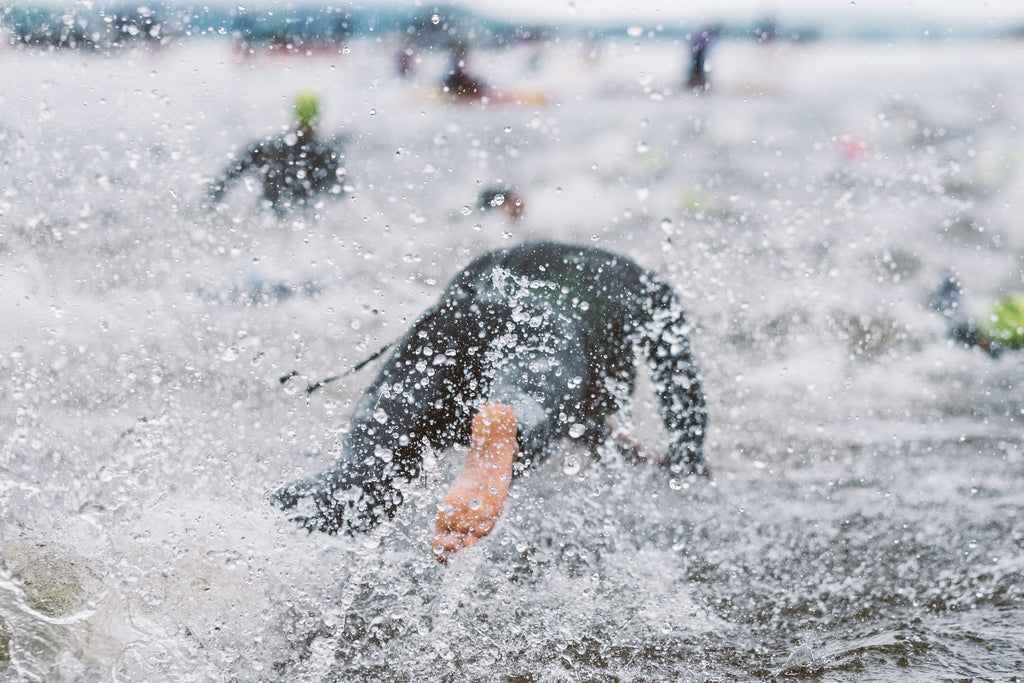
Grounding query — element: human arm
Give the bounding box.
[207,144,259,205]
[644,287,709,476]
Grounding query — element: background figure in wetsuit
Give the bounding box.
[687,26,720,92]
[442,42,489,99]
[478,186,525,222]
[207,91,345,215]
[931,270,1024,357]
[273,241,708,561]
[396,38,417,78]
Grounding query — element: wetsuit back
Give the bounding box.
[209,132,343,213]
[275,241,707,534]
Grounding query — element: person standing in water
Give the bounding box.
[687,26,720,93]
[272,241,708,563]
[207,91,345,215]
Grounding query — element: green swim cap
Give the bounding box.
[977,292,1024,349]
[294,91,321,128]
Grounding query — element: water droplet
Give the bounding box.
[468,499,482,510]
[221,346,240,362]
[373,408,389,424]
[374,445,394,462]
[568,423,586,438]
[563,453,582,475]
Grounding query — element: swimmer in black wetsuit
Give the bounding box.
[931,270,1024,357]
[687,26,720,93]
[272,241,708,562]
[478,186,525,222]
[442,42,490,101]
[207,91,345,216]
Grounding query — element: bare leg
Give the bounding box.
[431,404,517,563]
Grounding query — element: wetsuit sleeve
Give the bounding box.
[208,144,259,204]
[644,285,708,474]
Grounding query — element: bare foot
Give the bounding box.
[432,404,518,563]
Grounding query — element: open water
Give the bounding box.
[1,33,1023,681]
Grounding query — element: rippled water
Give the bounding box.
[2,36,1023,681]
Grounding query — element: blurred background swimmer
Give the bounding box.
[478,185,525,222]
[686,26,720,93]
[206,90,346,216]
[930,270,1024,357]
[442,41,490,101]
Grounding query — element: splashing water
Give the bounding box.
[1,36,1023,681]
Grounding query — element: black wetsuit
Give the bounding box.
[930,270,1002,357]
[208,130,344,214]
[274,241,707,534]
[442,68,488,98]
[687,28,717,91]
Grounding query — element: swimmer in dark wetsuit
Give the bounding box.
[931,270,1024,357]
[687,26,720,93]
[478,186,525,222]
[207,91,345,216]
[272,241,708,562]
[442,42,490,100]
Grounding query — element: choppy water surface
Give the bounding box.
[1,36,1023,681]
